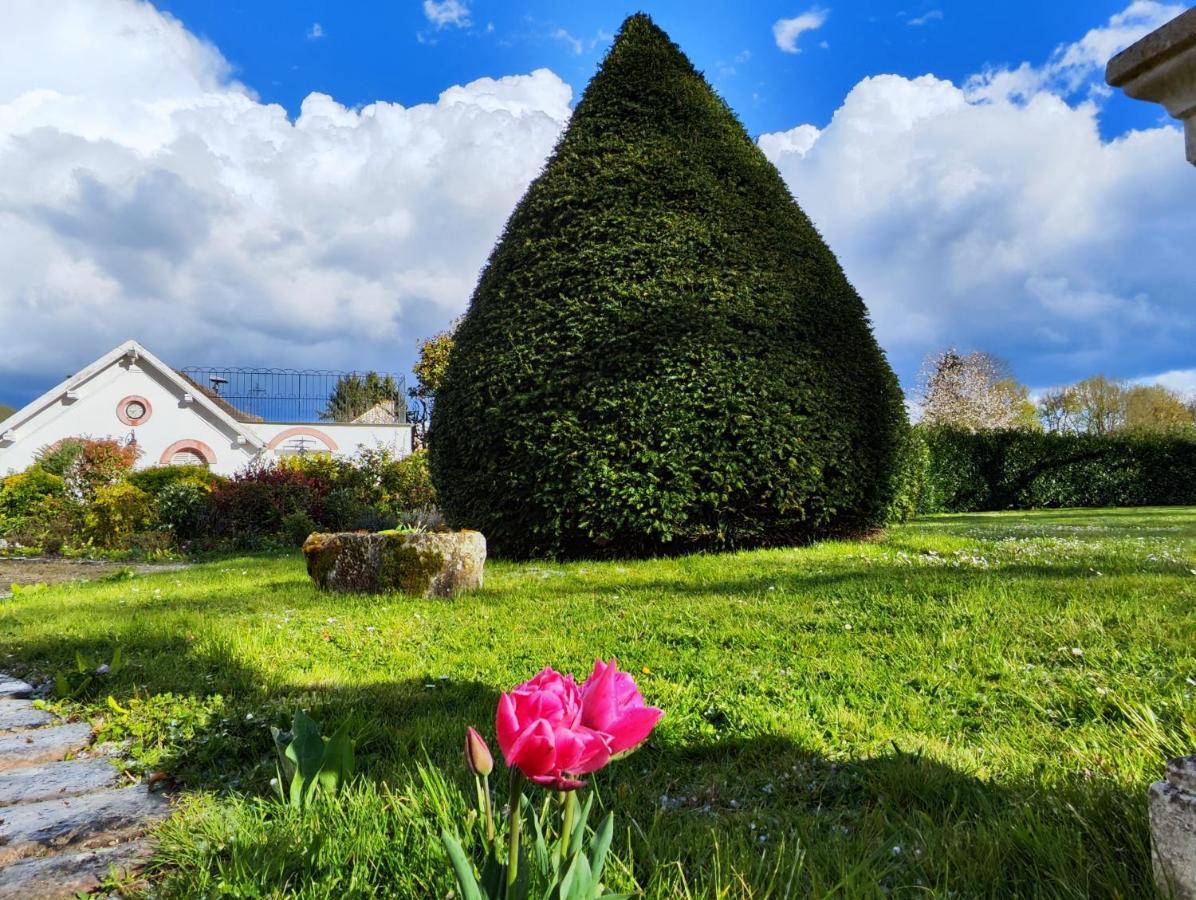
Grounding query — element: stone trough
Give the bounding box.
[302,529,486,598]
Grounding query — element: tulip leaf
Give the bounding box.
[589,813,614,884]
[316,720,355,794]
[571,794,594,853]
[441,831,485,900]
[480,851,504,897]
[558,852,593,900]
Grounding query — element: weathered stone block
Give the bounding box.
[0,722,92,772]
[0,757,120,807]
[1151,755,1196,899]
[302,530,486,598]
[0,786,168,865]
[0,840,152,900]
[0,699,53,733]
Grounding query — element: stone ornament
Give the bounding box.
[1106,7,1196,165]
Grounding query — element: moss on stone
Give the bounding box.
[378,534,446,594]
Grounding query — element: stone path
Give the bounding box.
[0,674,170,899]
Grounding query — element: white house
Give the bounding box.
[0,340,413,476]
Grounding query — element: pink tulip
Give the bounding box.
[496,667,612,790]
[580,658,663,757]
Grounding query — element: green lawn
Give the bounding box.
[3,508,1195,897]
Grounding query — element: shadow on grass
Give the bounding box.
[9,629,1155,895]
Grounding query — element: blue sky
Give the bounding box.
[158,1,1158,140]
[0,0,1193,412]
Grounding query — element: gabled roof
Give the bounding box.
[0,339,265,448]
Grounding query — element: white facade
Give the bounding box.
[0,340,412,476]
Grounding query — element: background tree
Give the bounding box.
[1066,375,1125,435]
[1037,387,1081,433]
[320,372,404,423]
[0,403,14,422]
[430,14,906,558]
[1122,384,1193,433]
[918,349,1038,431]
[407,324,457,444]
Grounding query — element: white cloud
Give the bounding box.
[0,0,570,387]
[550,28,583,55]
[907,10,943,26]
[759,1,1195,387]
[307,22,324,40]
[773,8,829,53]
[423,0,470,29]
[966,1,1182,101]
[1135,369,1196,397]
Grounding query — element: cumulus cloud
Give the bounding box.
[307,22,324,40]
[423,0,470,29]
[1136,369,1196,396]
[773,8,829,53]
[759,1,1194,387]
[0,0,570,392]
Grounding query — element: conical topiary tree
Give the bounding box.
[429,13,906,558]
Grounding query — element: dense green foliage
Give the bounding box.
[920,426,1196,512]
[128,464,224,496]
[431,14,904,558]
[885,424,929,524]
[3,508,1193,896]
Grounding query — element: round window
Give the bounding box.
[125,400,146,421]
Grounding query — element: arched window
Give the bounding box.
[266,427,338,455]
[159,439,217,467]
[169,448,209,467]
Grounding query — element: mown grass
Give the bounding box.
[2,507,1195,897]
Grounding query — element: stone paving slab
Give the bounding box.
[0,700,53,733]
[0,757,121,808]
[0,722,92,773]
[0,676,32,700]
[0,839,152,899]
[0,786,169,866]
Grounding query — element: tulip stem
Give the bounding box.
[482,774,495,845]
[506,771,526,892]
[559,790,576,861]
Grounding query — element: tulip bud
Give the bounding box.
[465,726,493,777]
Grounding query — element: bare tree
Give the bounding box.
[1068,375,1125,435]
[917,349,1037,431]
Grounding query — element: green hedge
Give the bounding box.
[920,426,1196,512]
[430,14,905,558]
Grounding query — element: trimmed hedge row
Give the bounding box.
[920,426,1196,513]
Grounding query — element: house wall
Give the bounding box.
[0,358,258,476]
[253,423,413,460]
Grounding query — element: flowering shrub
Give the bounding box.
[444,658,662,898]
[36,437,139,500]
